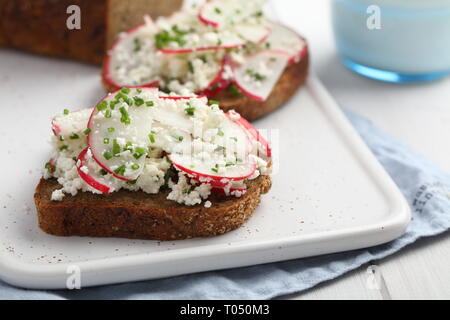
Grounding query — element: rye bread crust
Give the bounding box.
[0,0,182,64]
[34,175,271,241]
[102,52,309,121]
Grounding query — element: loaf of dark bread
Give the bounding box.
[34,175,272,241]
[0,0,183,64]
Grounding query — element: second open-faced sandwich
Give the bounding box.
[102,0,309,120]
[35,87,272,240]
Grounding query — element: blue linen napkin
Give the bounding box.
[2,109,450,299]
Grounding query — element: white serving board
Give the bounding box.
[0,50,410,289]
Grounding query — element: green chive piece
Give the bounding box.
[136,88,142,93]
[59,145,68,151]
[127,179,138,185]
[133,96,144,106]
[146,101,154,107]
[103,151,113,160]
[69,133,79,140]
[217,128,224,136]
[133,38,141,52]
[188,61,194,74]
[112,139,121,156]
[230,137,238,142]
[63,109,70,115]
[121,87,131,94]
[226,162,234,167]
[133,146,146,159]
[119,107,131,125]
[178,136,184,142]
[208,100,219,105]
[83,128,91,135]
[228,84,241,97]
[148,133,155,143]
[110,100,118,110]
[131,164,140,170]
[100,169,108,176]
[114,165,126,175]
[107,127,115,133]
[103,138,110,144]
[185,106,195,116]
[96,101,108,111]
[211,167,218,173]
[104,109,112,118]
[214,7,221,14]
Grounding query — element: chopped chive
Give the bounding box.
[133,146,146,159]
[83,128,91,135]
[114,165,126,175]
[110,100,118,110]
[148,133,155,143]
[208,100,219,105]
[103,138,110,144]
[133,96,144,106]
[100,169,108,176]
[217,128,224,136]
[121,87,131,94]
[59,145,68,151]
[112,139,121,156]
[127,179,138,185]
[103,151,113,160]
[184,105,195,116]
[215,146,225,152]
[63,109,70,115]
[133,38,141,52]
[211,167,218,173]
[123,96,133,106]
[69,133,79,140]
[136,88,142,93]
[188,61,194,74]
[230,137,238,142]
[119,107,131,125]
[59,136,65,142]
[124,141,133,152]
[178,136,184,142]
[96,101,108,111]
[214,7,221,14]
[228,84,241,97]
[146,101,154,107]
[237,158,243,162]
[107,127,115,133]
[226,162,234,167]
[131,164,140,170]
[104,109,112,118]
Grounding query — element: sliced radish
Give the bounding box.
[229,111,272,157]
[265,22,308,64]
[51,108,92,137]
[197,55,232,97]
[103,23,160,91]
[233,50,290,101]
[76,148,112,194]
[236,25,271,44]
[198,0,266,29]
[87,87,159,181]
[169,153,256,187]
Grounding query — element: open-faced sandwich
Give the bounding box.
[34,87,272,240]
[102,0,309,120]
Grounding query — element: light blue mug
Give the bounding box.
[332,0,450,82]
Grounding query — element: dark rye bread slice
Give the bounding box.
[0,0,182,64]
[34,175,271,241]
[102,51,309,121]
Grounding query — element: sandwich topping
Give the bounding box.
[103,0,307,102]
[45,87,271,206]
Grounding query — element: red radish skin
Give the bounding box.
[76,148,111,194]
[159,95,206,100]
[51,120,61,135]
[230,112,272,157]
[102,24,160,92]
[87,90,134,182]
[197,55,232,97]
[169,155,257,188]
[198,3,219,28]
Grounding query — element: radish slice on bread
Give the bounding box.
[265,22,308,64]
[87,88,159,181]
[76,148,112,194]
[197,55,233,97]
[233,50,291,101]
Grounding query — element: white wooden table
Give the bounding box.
[276,0,450,300]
